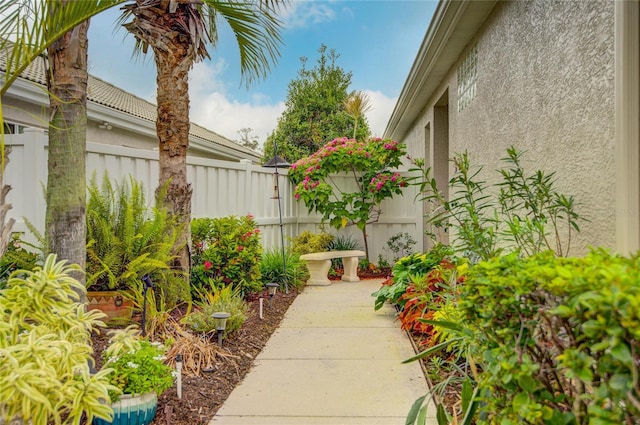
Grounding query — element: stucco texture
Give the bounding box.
[410,0,616,255]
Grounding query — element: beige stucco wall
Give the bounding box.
[406,0,616,255]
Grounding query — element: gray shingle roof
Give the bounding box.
[1,48,259,159]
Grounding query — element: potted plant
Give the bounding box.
[94,326,174,425]
[85,174,185,322]
[0,255,116,425]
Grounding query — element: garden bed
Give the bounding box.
[91,289,299,425]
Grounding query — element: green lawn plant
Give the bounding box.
[86,174,188,307]
[0,255,116,425]
[402,147,590,425]
[385,232,417,263]
[191,215,262,295]
[0,235,39,289]
[288,137,407,261]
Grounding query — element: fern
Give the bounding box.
[86,173,188,307]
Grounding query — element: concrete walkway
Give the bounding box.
[210,279,435,425]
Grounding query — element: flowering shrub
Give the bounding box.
[102,326,174,402]
[191,215,262,295]
[288,137,407,260]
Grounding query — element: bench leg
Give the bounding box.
[305,259,332,286]
[341,257,360,282]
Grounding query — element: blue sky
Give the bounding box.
[88,1,437,146]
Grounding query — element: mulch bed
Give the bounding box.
[91,289,299,425]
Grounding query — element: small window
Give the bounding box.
[457,45,477,112]
[3,122,26,134]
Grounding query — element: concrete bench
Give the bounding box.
[299,250,366,286]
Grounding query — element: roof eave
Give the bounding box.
[384,0,497,142]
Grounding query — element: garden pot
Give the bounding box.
[86,291,133,323]
[93,392,158,425]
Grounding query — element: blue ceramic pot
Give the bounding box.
[93,392,158,425]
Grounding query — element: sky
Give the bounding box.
[87,1,437,148]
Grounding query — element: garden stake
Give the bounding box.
[141,275,154,336]
[176,353,183,399]
[259,297,264,319]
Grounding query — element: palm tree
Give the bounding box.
[118,0,285,275]
[45,4,91,296]
[1,0,126,296]
[1,0,285,284]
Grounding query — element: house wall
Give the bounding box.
[405,0,616,255]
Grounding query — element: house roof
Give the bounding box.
[384,0,497,141]
[0,48,261,162]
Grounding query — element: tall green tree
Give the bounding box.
[118,0,285,276]
[263,44,370,164]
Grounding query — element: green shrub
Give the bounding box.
[372,243,453,310]
[86,174,188,307]
[191,215,262,295]
[0,255,116,424]
[183,283,248,335]
[289,230,334,255]
[260,248,309,289]
[328,233,361,269]
[0,235,39,289]
[461,249,640,424]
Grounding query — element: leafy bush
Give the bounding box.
[86,174,188,307]
[0,255,116,424]
[0,235,39,289]
[183,283,248,335]
[460,249,640,424]
[289,230,334,255]
[260,248,309,289]
[102,326,174,402]
[191,215,262,295]
[372,243,453,310]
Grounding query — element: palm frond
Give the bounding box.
[202,0,284,87]
[0,0,127,96]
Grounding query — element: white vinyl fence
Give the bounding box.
[5,129,424,262]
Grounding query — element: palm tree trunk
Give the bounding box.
[154,47,193,277]
[45,19,89,300]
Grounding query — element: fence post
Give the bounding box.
[23,128,48,238]
[239,159,252,214]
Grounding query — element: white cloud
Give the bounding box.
[363,90,398,138]
[186,65,399,150]
[189,62,284,146]
[280,2,337,29]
